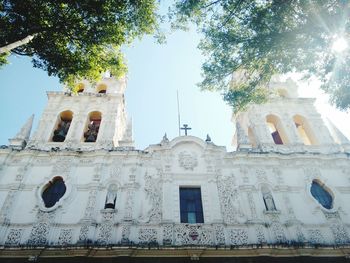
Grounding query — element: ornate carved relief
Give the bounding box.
[110,165,121,179]
[139,228,158,243]
[323,211,340,220]
[178,151,198,171]
[266,213,286,243]
[270,221,286,243]
[51,157,73,178]
[144,172,162,223]
[330,223,349,244]
[5,229,23,246]
[283,194,295,219]
[229,229,248,245]
[323,211,349,244]
[217,175,243,223]
[121,225,131,243]
[239,166,249,184]
[28,211,55,245]
[97,210,114,245]
[79,158,92,164]
[93,163,103,181]
[97,223,113,245]
[102,210,114,221]
[256,169,267,182]
[203,154,214,173]
[58,229,73,245]
[272,168,284,184]
[162,224,173,245]
[255,225,266,243]
[247,192,257,219]
[295,225,305,242]
[124,190,134,220]
[214,225,225,245]
[307,229,324,244]
[78,190,97,243]
[129,167,137,182]
[15,163,30,181]
[303,167,321,178]
[0,190,16,223]
[83,190,97,219]
[174,224,212,245]
[78,225,90,242]
[28,222,50,245]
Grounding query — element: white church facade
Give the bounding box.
[0,75,349,262]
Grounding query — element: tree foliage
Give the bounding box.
[171,0,350,112]
[0,0,159,86]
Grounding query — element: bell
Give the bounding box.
[85,133,96,142]
[52,129,66,142]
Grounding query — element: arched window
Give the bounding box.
[266,115,288,145]
[105,185,117,209]
[52,111,73,142]
[310,180,333,209]
[261,185,277,211]
[42,177,66,208]
[76,83,85,93]
[293,115,317,145]
[84,111,102,142]
[96,84,107,94]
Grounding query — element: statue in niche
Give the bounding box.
[84,121,100,142]
[263,192,276,211]
[261,185,276,211]
[105,185,117,209]
[52,121,71,142]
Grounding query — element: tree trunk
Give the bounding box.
[0,35,36,54]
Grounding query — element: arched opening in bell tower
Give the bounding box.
[293,115,317,145]
[76,83,85,93]
[266,115,288,145]
[96,83,107,94]
[51,111,73,142]
[83,111,102,143]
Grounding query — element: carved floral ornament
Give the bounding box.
[178,151,198,171]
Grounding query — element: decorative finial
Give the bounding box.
[9,114,34,150]
[205,134,211,142]
[180,124,192,136]
[161,133,169,143]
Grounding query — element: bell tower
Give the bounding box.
[27,74,134,151]
[233,77,350,154]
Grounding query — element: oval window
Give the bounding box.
[42,177,66,208]
[310,180,333,209]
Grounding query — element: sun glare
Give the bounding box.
[332,37,348,53]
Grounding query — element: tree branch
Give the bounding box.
[0,34,37,54]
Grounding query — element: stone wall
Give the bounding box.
[0,136,349,247]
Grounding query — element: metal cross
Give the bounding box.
[181,124,192,136]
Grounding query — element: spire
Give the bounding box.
[325,118,350,145]
[235,122,252,151]
[9,114,34,150]
[118,117,134,148]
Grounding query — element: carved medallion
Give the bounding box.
[178,151,198,170]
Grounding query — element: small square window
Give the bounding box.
[180,187,204,223]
